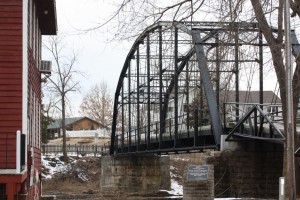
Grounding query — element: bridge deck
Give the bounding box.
[114,128,217,154]
[113,121,296,155]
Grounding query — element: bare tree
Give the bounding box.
[249,1,300,197]
[43,36,81,162]
[89,0,206,40]
[291,0,300,17]
[93,0,300,196]
[80,82,113,131]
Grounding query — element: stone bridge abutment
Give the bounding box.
[100,155,171,198]
[100,140,286,199]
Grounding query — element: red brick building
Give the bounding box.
[0,1,57,199]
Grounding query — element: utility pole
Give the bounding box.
[284,0,296,198]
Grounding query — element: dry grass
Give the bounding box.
[42,157,101,196]
[43,179,99,195]
[42,152,212,197]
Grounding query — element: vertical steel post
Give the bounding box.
[174,28,179,147]
[128,61,132,152]
[235,25,240,123]
[223,103,227,132]
[254,108,258,136]
[159,26,163,149]
[121,86,124,153]
[259,31,264,136]
[200,81,204,127]
[186,61,190,137]
[136,46,140,151]
[147,34,151,150]
[194,104,198,146]
[216,33,220,109]
[259,31,263,106]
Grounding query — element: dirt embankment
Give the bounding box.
[42,156,101,197]
[42,153,206,199]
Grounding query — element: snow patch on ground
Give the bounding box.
[169,178,183,196]
[170,171,183,195]
[42,155,81,180]
[160,179,183,196]
[160,169,183,197]
[42,155,71,179]
[171,157,189,162]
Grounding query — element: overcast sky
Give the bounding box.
[42,0,131,116]
[42,0,286,117]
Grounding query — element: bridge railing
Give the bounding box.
[114,102,293,150]
[223,102,284,128]
[223,102,300,143]
[115,113,213,148]
[42,144,110,157]
[223,102,287,141]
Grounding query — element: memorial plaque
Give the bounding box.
[187,165,209,181]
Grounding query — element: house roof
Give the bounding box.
[221,90,281,104]
[48,116,87,129]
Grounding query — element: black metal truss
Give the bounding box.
[110,21,290,155]
[222,30,300,145]
[296,147,300,157]
[225,105,285,143]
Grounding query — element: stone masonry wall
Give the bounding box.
[183,165,214,200]
[207,141,283,199]
[100,155,170,194]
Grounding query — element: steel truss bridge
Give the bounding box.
[110,21,300,156]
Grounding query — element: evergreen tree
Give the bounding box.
[41,105,53,144]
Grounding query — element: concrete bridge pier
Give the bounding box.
[100,155,170,196]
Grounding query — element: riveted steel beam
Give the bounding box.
[191,29,222,146]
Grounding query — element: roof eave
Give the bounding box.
[37,0,57,35]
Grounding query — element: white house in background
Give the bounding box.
[222,90,282,122]
[66,129,110,139]
[149,89,282,134]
